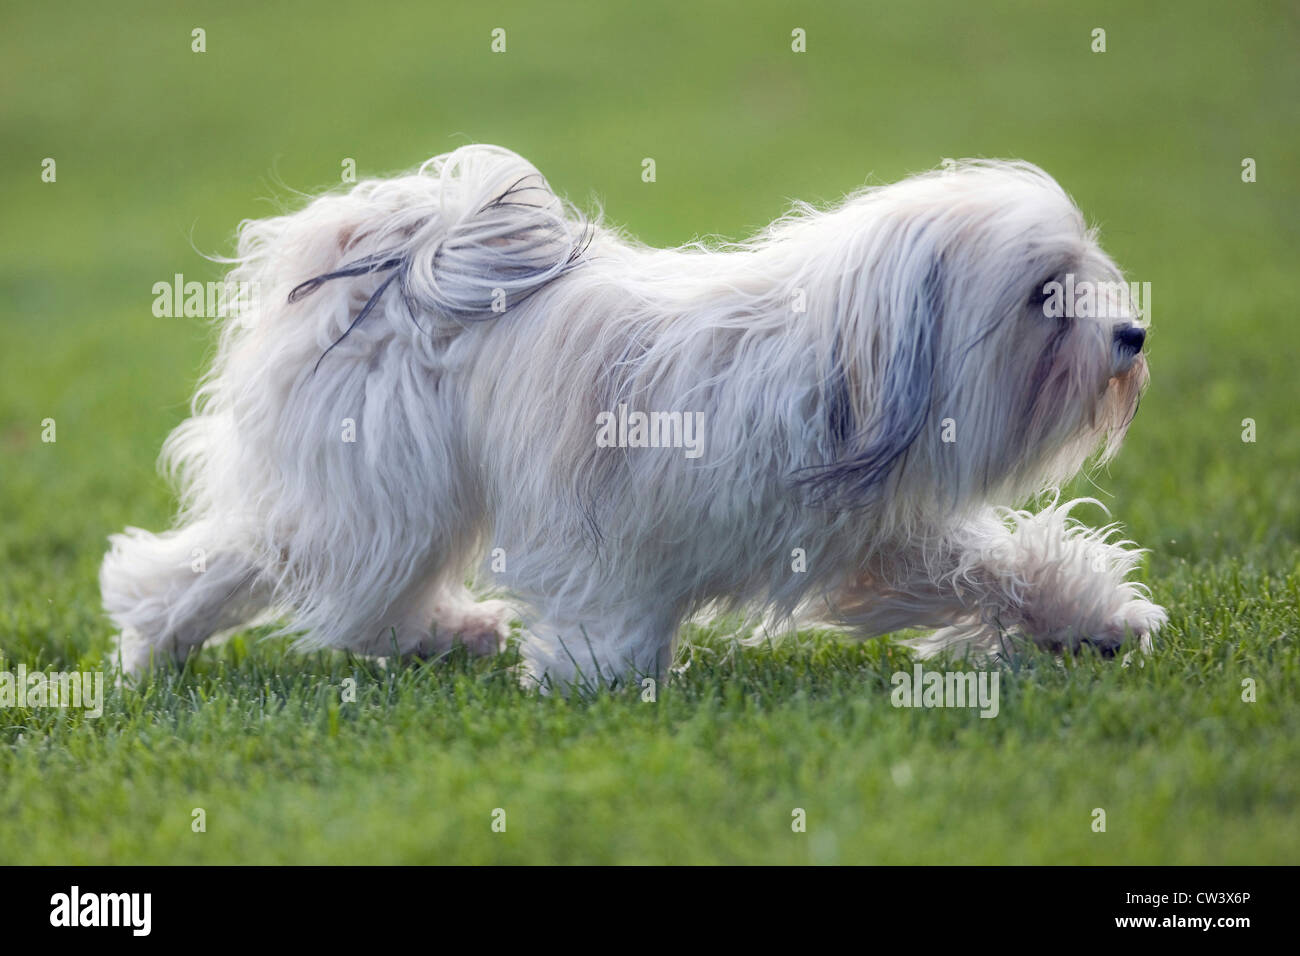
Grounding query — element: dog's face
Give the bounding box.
[812,162,1149,511]
[1011,233,1149,483]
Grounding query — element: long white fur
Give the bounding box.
[101,144,1164,687]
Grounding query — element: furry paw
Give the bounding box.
[1088,597,1166,655]
[112,627,185,681]
[425,597,515,656]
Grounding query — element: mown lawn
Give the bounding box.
[0,0,1296,863]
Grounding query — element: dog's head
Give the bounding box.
[802,161,1149,515]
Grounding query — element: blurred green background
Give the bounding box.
[0,1,1296,864]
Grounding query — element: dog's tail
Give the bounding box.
[200,145,592,391]
[279,145,591,329]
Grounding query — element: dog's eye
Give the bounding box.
[1027,278,1055,309]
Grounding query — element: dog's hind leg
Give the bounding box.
[100,520,272,677]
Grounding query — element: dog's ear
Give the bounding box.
[799,256,942,505]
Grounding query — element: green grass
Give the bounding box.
[1,0,1297,863]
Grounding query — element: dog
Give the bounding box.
[102,145,1165,688]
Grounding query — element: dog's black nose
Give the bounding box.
[1113,324,1146,352]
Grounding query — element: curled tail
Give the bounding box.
[284,144,592,338]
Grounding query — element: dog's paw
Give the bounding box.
[906,597,1167,663]
[425,598,515,657]
[1028,598,1167,659]
[457,598,515,655]
[112,628,176,683]
[1089,597,1166,656]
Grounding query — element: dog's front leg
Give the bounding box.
[828,499,1165,658]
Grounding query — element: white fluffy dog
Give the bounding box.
[102,145,1165,688]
